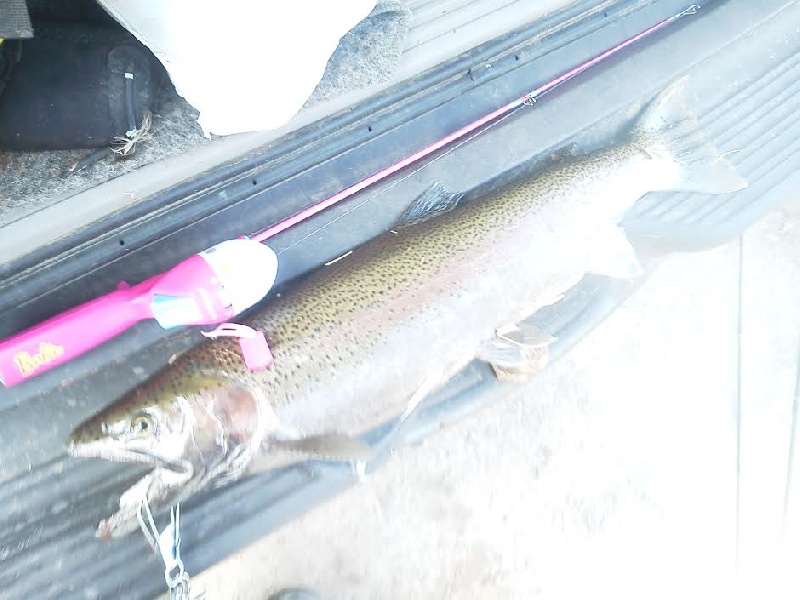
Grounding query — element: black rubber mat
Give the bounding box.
[1,0,799,598]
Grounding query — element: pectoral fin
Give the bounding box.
[307,370,446,482]
[479,322,555,382]
[270,433,376,462]
[586,226,643,280]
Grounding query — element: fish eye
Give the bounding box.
[130,413,156,436]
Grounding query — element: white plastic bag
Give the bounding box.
[98,0,377,136]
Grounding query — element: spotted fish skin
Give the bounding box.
[68,78,746,537]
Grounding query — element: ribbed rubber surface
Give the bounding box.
[623,18,800,247]
[1,0,799,598]
[402,0,571,75]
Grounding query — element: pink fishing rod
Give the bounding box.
[0,4,699,387]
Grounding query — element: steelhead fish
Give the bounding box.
[68,78,746,538]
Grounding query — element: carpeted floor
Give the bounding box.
[0,86,206,225]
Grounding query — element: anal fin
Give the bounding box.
[479,322,555,382]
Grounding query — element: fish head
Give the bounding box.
[67,370,266,475]
[67,377,203,472]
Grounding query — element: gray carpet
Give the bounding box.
[0,2,410,227]
[0,89,206,226]
[307,1,412,106]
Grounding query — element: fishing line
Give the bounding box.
[253,3,701,249]
[274,102,524,256]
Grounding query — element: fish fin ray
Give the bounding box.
[270,433,375,462]
[300,371,445,481]
[634,76,747,195]
[395,182,464,228]
[366,367,443,463]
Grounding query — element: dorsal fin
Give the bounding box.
[395,182,464,228]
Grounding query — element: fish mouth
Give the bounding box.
[67,441,189,473]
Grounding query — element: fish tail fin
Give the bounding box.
[633,76,748,194]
